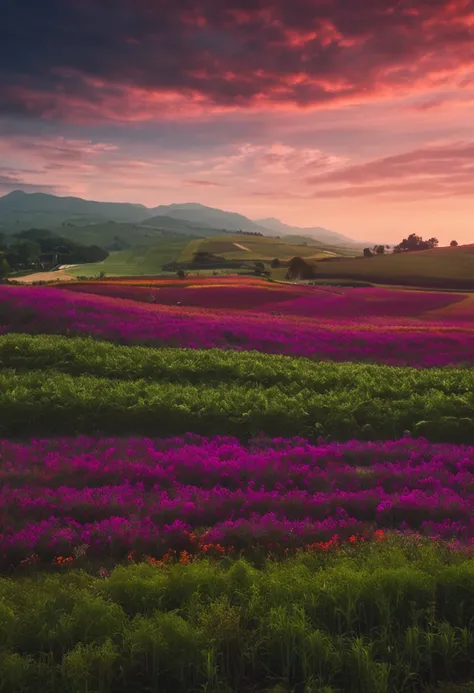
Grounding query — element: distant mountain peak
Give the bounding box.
[255,217,364,247]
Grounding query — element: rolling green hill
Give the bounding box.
[67,239,189,277]
[58,222,170,250]
[182,234,345,262]
[304,244,474,290]
[0,190,148,229]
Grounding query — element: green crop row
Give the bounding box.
[2,538,474,693]
[0,342,473,441]
[1,333,472,395]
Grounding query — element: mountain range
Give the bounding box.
[0,190,363,247]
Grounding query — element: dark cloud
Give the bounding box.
[183,179,226,187]
[1,0,473,121]
[0,174,60,194]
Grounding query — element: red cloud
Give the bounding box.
[1,0,474,122]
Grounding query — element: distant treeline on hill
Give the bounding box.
[0,228,108,276]
[235,230,265,237]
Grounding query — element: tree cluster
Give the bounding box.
[286,256,315,280]
[393,233,439,253]
[0,229,108,277]
[236,230,263,237]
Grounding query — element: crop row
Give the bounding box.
[3,435,474,567]
[1,366,474,442]
[3,333,474,393]
[2,285,474,367]
[1,543,474,692]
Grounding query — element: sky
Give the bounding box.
[1,0,474,244]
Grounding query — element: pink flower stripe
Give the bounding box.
[61,281,468,321]
[1,435,474,568]
[2,285,474,367]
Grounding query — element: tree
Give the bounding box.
[176,269,186,279]
[0,256,10,278]
[287,256,315,280]
[270,258,281,269]
[8,239,40,266]
[450,240,458,247]
[394,233,439,253]
[363,248,373,258]
[254,262,265,275]
[375,245,385,255]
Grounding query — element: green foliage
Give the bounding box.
[1,334,474,439]
[2,542,474,692]
[287,256,315,280]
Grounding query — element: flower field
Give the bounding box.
[3,435,474,571]
[62,278,469,320]
[2,284,474,367]
[2,277,474,692]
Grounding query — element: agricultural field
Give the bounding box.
[67,239,190,278]
[60,233,351,279]
[309,244,474,290]
[186,234,342,262]
[2,276,474,692]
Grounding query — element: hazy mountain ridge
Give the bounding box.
[256,217,368,247]
[0,191,362,247]
[146,203,273,235]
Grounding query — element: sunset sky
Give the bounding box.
[1,0,474,243]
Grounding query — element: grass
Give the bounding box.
[68,239,189,278]
[308,246,474,290]
[59,222,168,250]
[190,235,343,262]
[1,334,474,440]
[2,538,474,692]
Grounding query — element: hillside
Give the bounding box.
[181,234,343,263]
[0,190,148,229]
[146,203,273,234]
[65,233,351,278]
[59,218,225,250]
[0,191,364,255]
[68,239,190,277]
[306,244,474,290]
[257,216,369,247]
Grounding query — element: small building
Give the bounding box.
[39,246,71,269]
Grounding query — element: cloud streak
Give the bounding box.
[306,141,474,198]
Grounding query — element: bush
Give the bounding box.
[2,544,474,691]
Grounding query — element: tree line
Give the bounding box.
[0,229,108,277]
[363,234,459,257]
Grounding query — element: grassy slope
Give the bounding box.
[310,245,474,289]
[190,234,346,262]
[58,222,168,249]
[68,239,189,277]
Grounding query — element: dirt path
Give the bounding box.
[233,243,251,251]
[15,269,77,284]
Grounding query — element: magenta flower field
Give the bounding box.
[62,278,469,320]
[2,277,474,569]
[3,435,474,569]
[2,284,474,366]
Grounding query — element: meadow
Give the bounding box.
[2,277,474,692]
[310,245,474,290]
